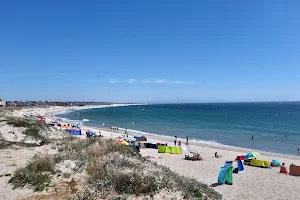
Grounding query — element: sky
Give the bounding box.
[0,1,300,103]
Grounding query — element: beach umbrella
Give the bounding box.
[244,152,260,159]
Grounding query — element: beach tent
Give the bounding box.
[237,160,245,173]
[145,142,159,149]
[218,166,233,185]
[68,129,82,135]
[289,164,300,176]
[244,152,260,160]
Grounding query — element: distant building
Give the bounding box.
[0,98,6,107]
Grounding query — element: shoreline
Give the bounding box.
[46,104,300,160]
[12,105,300,200]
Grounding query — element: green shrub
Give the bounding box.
[23,128,44,140]
[6,118,32,128]
[9,168,52,192]
[9,154,58,191]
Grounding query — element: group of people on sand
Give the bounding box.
[174,135,223,158]
[174,135,190,147]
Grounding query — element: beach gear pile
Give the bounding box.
[116,139,142,152]
[242,152,272,168]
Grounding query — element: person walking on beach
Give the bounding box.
[125,129,128,138]
[174,136,177,146]
[186,136,189,145]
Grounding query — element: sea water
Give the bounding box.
[55,102,300,155]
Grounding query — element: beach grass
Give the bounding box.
[3,117,50,143]
[9,154,58,191]
[10,137,222,199]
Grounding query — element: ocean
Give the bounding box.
[54,102,300,155]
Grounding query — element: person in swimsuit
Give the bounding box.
[174,136,177,146]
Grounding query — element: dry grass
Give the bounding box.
[9,154,63,191]
[12,137,221,199]
[3,117,50,143]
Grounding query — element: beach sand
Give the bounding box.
[1,105,300,200]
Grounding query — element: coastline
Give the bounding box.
[11,105,300,200]
[46,104,300,160]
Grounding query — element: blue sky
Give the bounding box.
[1,1,300,103]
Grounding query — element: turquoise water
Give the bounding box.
[55,103,300,155]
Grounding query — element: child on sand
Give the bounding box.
[178,140,181,146]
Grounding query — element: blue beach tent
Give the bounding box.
[69,129,81,135]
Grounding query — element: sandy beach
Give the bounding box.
[1,104,300,200]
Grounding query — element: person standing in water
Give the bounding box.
[297,147,300,155]
[174,136,177,146]
[186,136,189,145]
[252,136,254,140]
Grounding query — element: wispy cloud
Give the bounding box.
[104,78,196,84]
[88,80,103,83]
